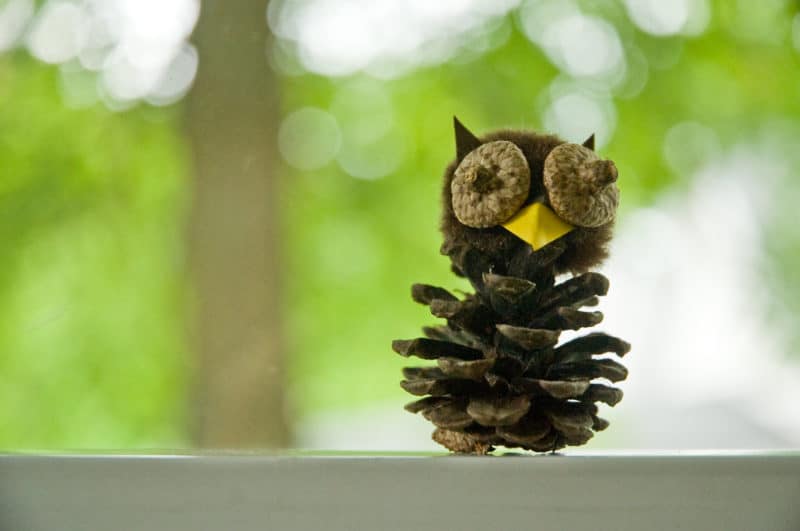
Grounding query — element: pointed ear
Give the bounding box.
[454,116,481,161]
[582,133,595,151]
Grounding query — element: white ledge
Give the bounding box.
[1,452,799,531]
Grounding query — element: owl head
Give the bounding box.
[451,117,619,230]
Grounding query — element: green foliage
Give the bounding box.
[0,52,189,448]
[3,0,800,448]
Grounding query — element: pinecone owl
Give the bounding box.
[392,117,630,454]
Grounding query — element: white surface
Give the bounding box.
[1,453,798,531]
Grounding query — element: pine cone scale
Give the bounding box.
[496,413,551,445]
[537,272,610,311]
[581,383,624,406]
[554,333,631,360]
[422,400,473,430]
[547,358,628,382]
[404,396,450,413]
[437,357,494,380]
[496,324,560,349]
[400,377,487,397]
[392,338,483,361]
[412,284,458,304]
[466,395,531,427]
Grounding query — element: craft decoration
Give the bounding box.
[451,140,530,228]
[544,142,619,228]
[392,117,630,454]
[501,202,574,251]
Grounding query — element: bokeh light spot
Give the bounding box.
[520,2,625,84]
[623,0,708,37]
[792,14,800,55]
[279,107,342,171]
[544,14,624,78]
[26,1,87,64]
[0,0,33,52]
[100,52,156,102]
[331,81,394,145]
[24,0,200,107]
[662,121,721,177]
[337,128,406,181]
[616,46,649,99]
[268,0,522,77]
[329,80,404,180]
[146,43,198,106]
[543,88,616,148]
[518,0,579,44]
[681,0,710,36]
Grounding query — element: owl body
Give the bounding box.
[440,128,614,277]
[392,119,628,454]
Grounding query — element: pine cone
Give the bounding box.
[392,243,630,454]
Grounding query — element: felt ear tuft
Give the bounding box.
[454,116,482,162]
[582,133,595,151]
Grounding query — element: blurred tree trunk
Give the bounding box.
[185,0,289,448]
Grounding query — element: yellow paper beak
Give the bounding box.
[501,203,575,251]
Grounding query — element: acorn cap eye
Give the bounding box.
[543,143,619,228]
[451,141,531,229]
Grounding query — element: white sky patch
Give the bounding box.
[0,0,33,52]
[297,400,440,452]
[22,0,199,107]
[146,43,198,106]
[519,0,626,85]
[623,0,710,37]
[600,145,800,447]
[541,16,623,79]
[100,49,159,101]
[268,0,521,77]
[26,1,87,64]
[548,15,624,78]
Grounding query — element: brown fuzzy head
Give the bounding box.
[543,143,619,228]
[442,118,618,274]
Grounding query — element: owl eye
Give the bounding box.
[543,142,619,228]
[451,140,531,228]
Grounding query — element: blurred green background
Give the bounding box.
[1,0,800,450]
